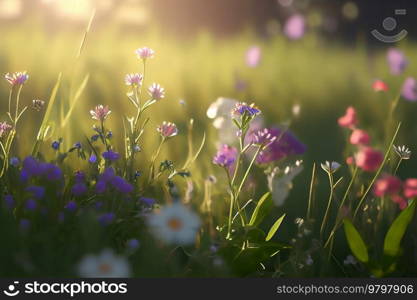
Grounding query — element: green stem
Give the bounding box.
[14,85,23,126]
[306,163,316,220]
[353,122,401,219]
[393,158,403,175]
[235,145,262,202]
[320,172,334,238]
[148,137,165,183]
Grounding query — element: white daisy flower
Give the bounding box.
[148,202,200,245]
[77,249,131,278]
[321,161,341,174]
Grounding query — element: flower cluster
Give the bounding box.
[157,121,178,138]
[4,71,29,86]
[373,174,416,209]
[0,121,12,138]
[212,144,237,169]
[20,156,63,182]
[95,167,133,194]
[90,105,111,121]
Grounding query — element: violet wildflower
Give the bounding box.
[232,102,261,118]
[65,201,77,212]
[136,47,155,60]
[44,163,63,181]
[401,77,417,101]
[245,46,261,67]
[51,140,61,150]
[25,199,37,211]
[90,105,111,121]
[95,181,107,194]
[4,194,15,210]
[125,73,143,86]
[91,134,100,142]
[111,176,133,194]
[284,14,306,40]
[212,145,238,169]
[20,219,30,231]
[32,99,45,111]
[72,183,88,196]
[157,122,178,138]
[140,197,155,207]
[5,71,29,86]
[0,121,13,138]
[26,185,45,200]
[387,48,408,75]
[253,128,306,164]
[98,212,115,226]
[102,150,120,161]
[10,157,19,167]
[89,154,97,163]
[252,128,278,149]
[127,239,140,250]
[148,83,165,100]
[106,131,113,139]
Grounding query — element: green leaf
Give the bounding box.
[343,219,369,263]
[383,200,416,257]
[265,214,286,241]
[249,192,273,227]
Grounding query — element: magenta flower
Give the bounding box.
[349,129,370,145]
[157,121,178,138]
[245,46,261,67]
[90,105,111,121]
[355,147,383,172]
[232,102,261,117]
[373,174,402,197]
[387,48,408,75]
[4,71,29,86]
[212,145,237,169]
[148,83,165,100]
[372,80,389,92]
[102,150,120,161]
[401,77,417,102]
[136,47,155,60]
[0,121,13,138]
[404,179,417,199]
[284,14,306,40]
[125,73,143,86]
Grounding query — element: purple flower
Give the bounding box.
[9,157,19,167]
[127,238,140,250]
[387,48,408,75]
[245,46,261,67]
[111,176,134,194]
[102,150,120,161]
[100,167,115,182]
[252,128,278,148]
[44,164,63,181]
[401,77,417,101]
[91,134,99,142]
[25,199,37,211]
[95,180,107,194]
[26,185,45,199]
[148,83,165,100]
[4,195,15,209]
[253,127,306,164]
[74,171,85,182]
[98,212,115,226]
[65,201,77,212]
[5,71,29,86]
[232,102,261,117]
[212,145,238,169]
[51,140,61,150]
[284,14,306,40]
[19,219,30,231]
[140,197,155,206]
[125,73,143,86]
[89,154,97,163]
[0,122,13,138]
[72,183,88,196]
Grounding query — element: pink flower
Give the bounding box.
[372,80,389,92]
[157,122,178,138]
[349,129,370,145]
[338,106,357,129]
[373,174,402,197]
[355,147,383,172]
[404,178,417,199]
[125,73,143,86]
[5,71,29,86]
[391,195,408,210]
[245,46,261,67]
[346,156,354,165]
[148,83,165,100]
[90,105,111,121]
[284,14,306,40]
[0,121,13,138]
[135,47,155,60]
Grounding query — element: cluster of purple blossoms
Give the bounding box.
[252,127,306,164]
[26,185,45,200]
[0,121,13,138]
[401,77,417,102]
[125,73,143,87]
[95,167,133,194]
[4,71,29,86]
[387,48,408,75]
[20,156,63,182]
[102,150,120,161]
[65,201,77,212]
[72,171,88,196]
[252,128,278,149]
[212,145,238,169]
[232,102,261,118]
[98,212,116,226]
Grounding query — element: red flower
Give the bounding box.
[350,129,370,145]
[372,80,389,92]
[338,106,357,129]
[373,174,402,197]
[404,178,417,199]
[355,147,383,172]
